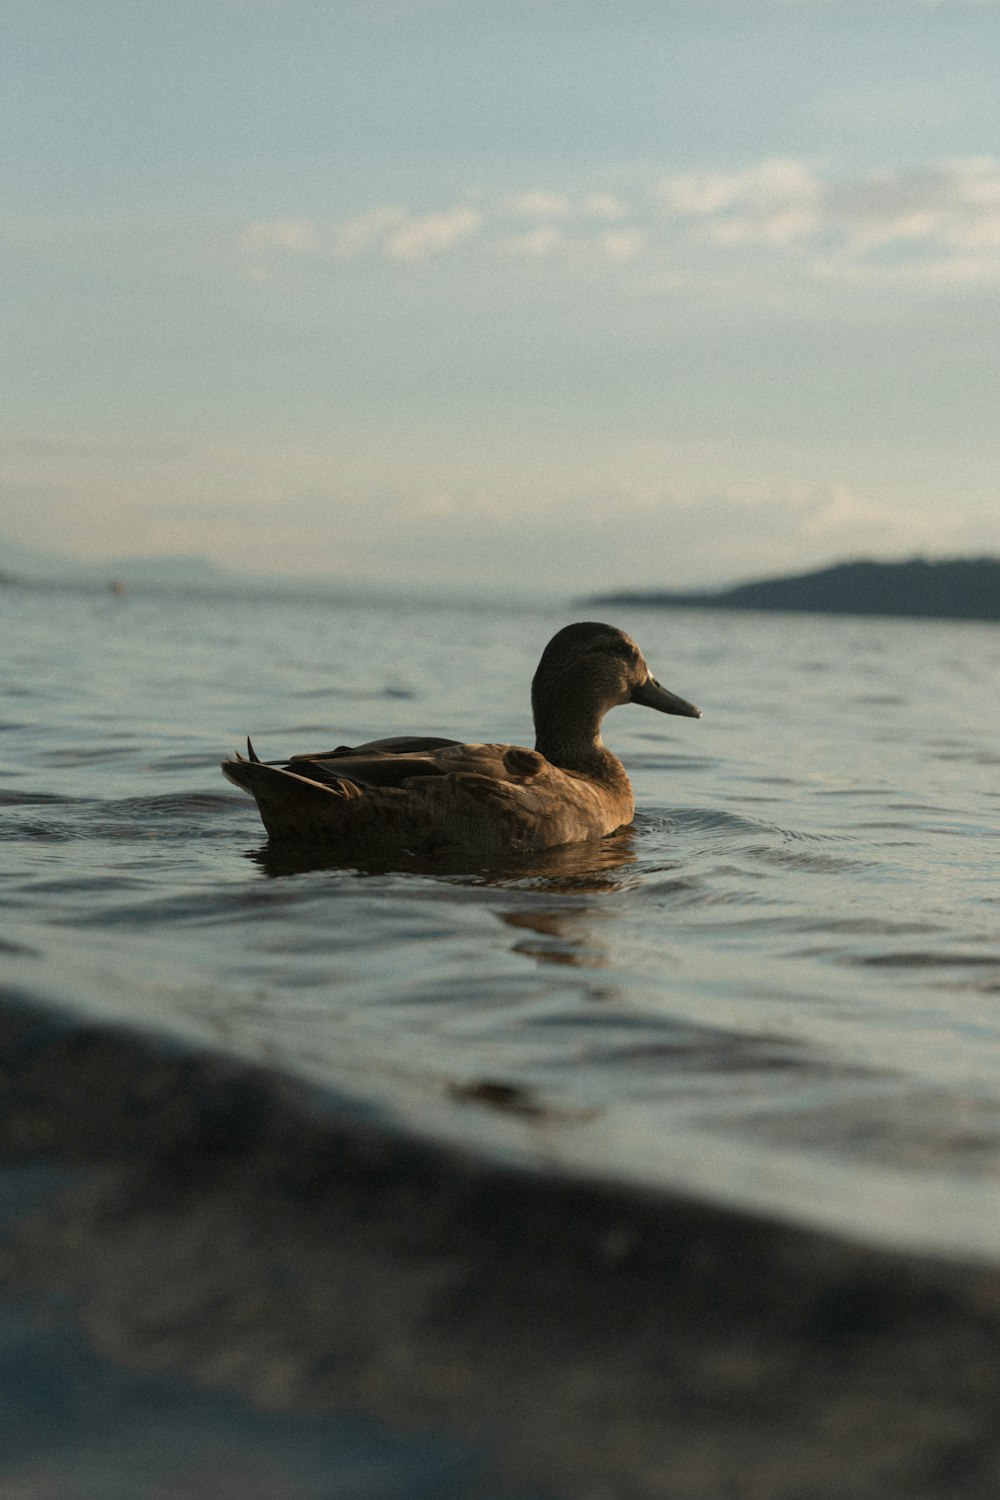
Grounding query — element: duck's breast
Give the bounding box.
[421,754,635,854]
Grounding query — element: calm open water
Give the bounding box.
[3,580,1000,1261]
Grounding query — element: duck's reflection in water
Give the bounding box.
[247,830,639,1124]
[501,908,611,968]
[248,823,638,892]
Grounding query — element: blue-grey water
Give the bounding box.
[3,580,1000,1262]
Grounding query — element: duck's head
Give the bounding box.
[531,622,701,762]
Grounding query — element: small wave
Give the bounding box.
[297,683,416,701]
[140,751,224,772]
[791,917,939,937]
[933,749,1000,766]
[35,744,142,767]
[739,1086,1000,1177]
[855,949,1000,970]
[108,792,238,818]
[745,844,875,875]
[626,753,715,772]
[637,807,772,838]
[0,819,75,843]
[0,936,43,957]
[1,790,244,849]
[0,790,77,807]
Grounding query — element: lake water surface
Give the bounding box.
[4,580,1000,1263]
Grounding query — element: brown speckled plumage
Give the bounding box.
[221,622,701,860]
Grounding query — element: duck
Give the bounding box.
[221,621,701,861]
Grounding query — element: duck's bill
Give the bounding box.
[631,675,702,718]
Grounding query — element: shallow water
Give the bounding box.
[3,581,1000,1260]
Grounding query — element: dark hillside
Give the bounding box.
[589,558,1000,621]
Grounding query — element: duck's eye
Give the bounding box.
[607,638,638,662]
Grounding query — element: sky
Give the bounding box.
[3,0,1000,595]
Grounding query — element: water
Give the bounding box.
[3,580,1000,1262]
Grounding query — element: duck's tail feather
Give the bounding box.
[221,757,364,842]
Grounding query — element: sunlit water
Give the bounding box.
[3,582,1000,1261]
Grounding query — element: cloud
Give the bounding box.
[829,157,1000,253]
[597,228,646,262]
[582,193,629,220]
[656,154,1000,279]
[331,205,408,259]
[243,204,484,267]
[656,156,822,244]
[364,189,639,265]
[238,218,325,279]
[503,190,574,218]
[242,219,322,253]
[492,225,564,258]
[382,206,483,260]
[500,189,629,221]
[237,155,1000,290]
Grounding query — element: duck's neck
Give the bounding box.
[533,706,626,782]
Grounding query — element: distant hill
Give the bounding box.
[0,537,228,587]
[0,542,547,609]
[0,536,85,582]
[96,554,228,587]
[588,557,1000,622]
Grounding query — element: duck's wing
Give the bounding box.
[237,735,464,789]
[221,739,503,849]
[289,736,468,789]
[290,735,462,760]
[231,737,517,796]
[291,753,449,789]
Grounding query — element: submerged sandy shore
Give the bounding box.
[2,991,999,1500]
